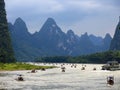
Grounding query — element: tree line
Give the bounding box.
[35,51,120,63]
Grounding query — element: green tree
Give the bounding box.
[0,0,16,63]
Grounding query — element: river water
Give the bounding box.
[0,63,120,90]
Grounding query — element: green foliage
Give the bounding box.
[0,0,16,63]
[0,63,56,71]
[35,56,89,63]
[35,56,70,63]
[35,51,120,63]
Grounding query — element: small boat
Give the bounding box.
[93,67,96,70]
[107,76,114,85]
[62,69,65,72]
[81,67,85,70]
[15,75,24,81]
[61,67,66,72]
[102,61,120,71]
[41,68,46,71]
[74,65,77,68]
[31,69,36,73]
[61,67,65,69]
[71,64,75,68]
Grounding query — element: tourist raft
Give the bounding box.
[102,61,120,71]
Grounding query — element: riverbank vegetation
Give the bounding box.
[35,51,120,63]
[0,63,56,71]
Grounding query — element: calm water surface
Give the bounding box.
[0,63,120,90]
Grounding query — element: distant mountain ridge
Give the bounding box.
[8,17,112,61]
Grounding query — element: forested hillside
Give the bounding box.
[0,0,15,63]
[35,51,120,63]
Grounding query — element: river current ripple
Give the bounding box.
[0,63,120,90]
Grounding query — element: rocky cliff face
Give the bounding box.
[110,18,120,50]
[103,33,112,50]
[8,18,43,61]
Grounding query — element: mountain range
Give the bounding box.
[8,17,112,61]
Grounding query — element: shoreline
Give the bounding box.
[0,63,57,71]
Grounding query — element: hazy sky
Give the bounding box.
[4,0,120,37]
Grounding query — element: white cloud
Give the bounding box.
[5,0,64,13]
[67,0,101,10]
